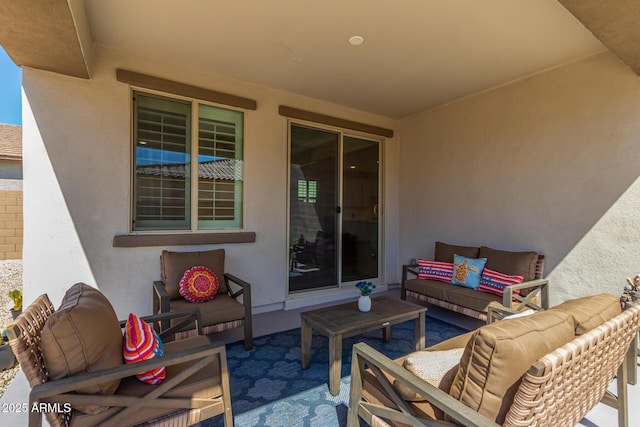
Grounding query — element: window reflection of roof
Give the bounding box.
[136,158,242,181]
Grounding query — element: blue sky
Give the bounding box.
[0,45,22,125]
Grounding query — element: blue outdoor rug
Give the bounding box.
[203,315,468,427]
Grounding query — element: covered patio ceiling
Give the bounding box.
[0,0,638,119]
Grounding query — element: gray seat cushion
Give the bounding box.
[404,279,501,313]
[444,285,501,313]
[405,279,449,301]
[169,293,245,330]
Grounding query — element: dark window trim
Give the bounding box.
[279,106,394,138]
[117,69,257,110]
[113,232,256,248]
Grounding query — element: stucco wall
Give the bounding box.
[21,45,400,317]
[399,51,640,304]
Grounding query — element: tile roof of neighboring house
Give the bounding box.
[0,124,22,161]
[136,158,242,181]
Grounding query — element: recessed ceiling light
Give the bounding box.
[350,165,356,169]
[348,35,364,46]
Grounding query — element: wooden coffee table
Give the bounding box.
[300,295,427,395]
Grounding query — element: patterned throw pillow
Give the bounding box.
[479,268,523,296]
[417,259,454,282]
[179,266,219,303]
[123,313,166,384]
[451,254,487,290]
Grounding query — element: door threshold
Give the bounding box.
[285,284,388,310]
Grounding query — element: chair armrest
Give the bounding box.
[224,273,251,305]
[502,279,549,311]
[119,308,203,340]
[486,302,520,324]
[402,264,419,281]
[153,280,171,313]
[29,341,226,402]
[224,272,253,350]
[505,278,549,294]
[152,280,173,334]
[348,342,500,427]
[400,265,419,299]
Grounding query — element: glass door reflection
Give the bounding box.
[289,125,339,293]
[342,136,379,282]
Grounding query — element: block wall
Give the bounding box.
[0,190,23,259]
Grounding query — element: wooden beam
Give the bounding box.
[117,69,257,110]
[113,232,256,248]
[279,106,394,138]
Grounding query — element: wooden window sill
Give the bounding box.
[113,232,256,248]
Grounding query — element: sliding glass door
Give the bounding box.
[288,124,381,294]
[289,125,340,292]
[342,136,379,282]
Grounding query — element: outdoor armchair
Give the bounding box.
[7,283,233,427]
[348,296,640,427]
[153,248,253,350]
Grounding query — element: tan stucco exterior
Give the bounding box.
[7,1,640,315]
[399,51,640,304]
[21,46,640,315]
[21,45,399,316]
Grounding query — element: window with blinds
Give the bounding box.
[297,180,317,203]
[197,104,243,229]
[133,92,243,231]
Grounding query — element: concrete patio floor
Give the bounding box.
[1,287,637,426]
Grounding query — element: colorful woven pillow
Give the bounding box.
[123,313,166,384]
[179,266,219,303]
[451,254,487,290]
[479,268,523,296]
[417,259,454,282]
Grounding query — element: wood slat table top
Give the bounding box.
[300,295,426,337]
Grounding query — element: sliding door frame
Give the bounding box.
[286,118,384,298]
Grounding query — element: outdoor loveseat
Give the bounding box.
[402,241,548,321]
[348,293,639,427]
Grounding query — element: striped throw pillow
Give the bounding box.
[478,268,523,296]
[417,259,454,282]
[123,313,166,384]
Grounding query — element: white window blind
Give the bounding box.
[197,104,243,229]
[132,92,243,231]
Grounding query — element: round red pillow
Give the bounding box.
[179,266,219,303]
